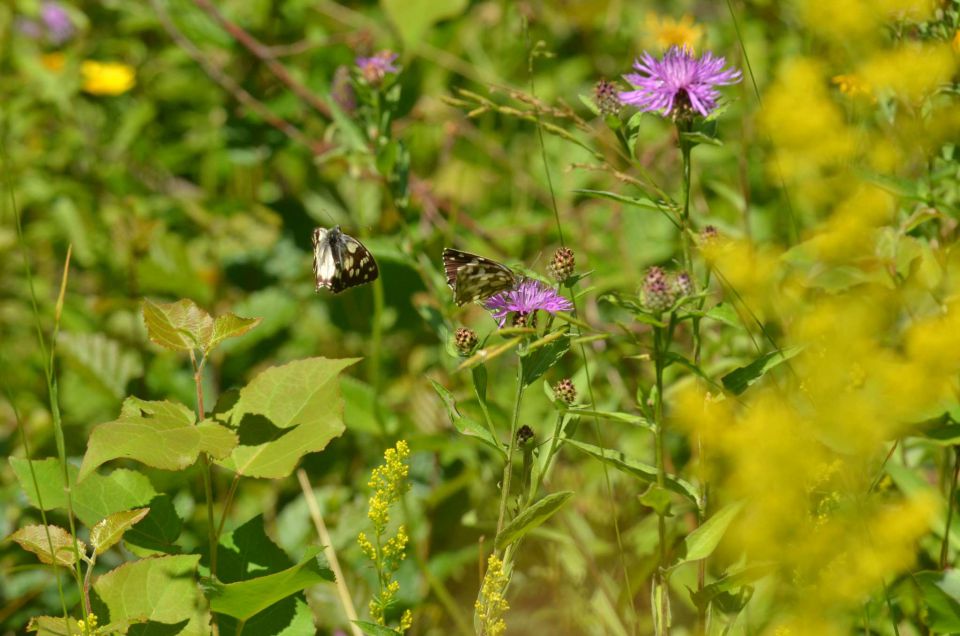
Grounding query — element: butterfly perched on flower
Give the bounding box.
[312,226,379,293]
[442,248,517,306]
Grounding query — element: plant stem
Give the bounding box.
[527,413,566,507]
[941,446,960,569]
[496,361,526,541]
[653,324,670,636]
[678,124,693,274]
[190,352,219,635]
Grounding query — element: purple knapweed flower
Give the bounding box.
[356,50,399,85]
[41,2,74,44]
[483,278,573,328]
[620,46,741,118]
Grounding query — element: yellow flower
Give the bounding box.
[41,52,66,72]
[475,555,510,636]
[831,74,874,100]
[81,61,135,96]
[644,13,703,51]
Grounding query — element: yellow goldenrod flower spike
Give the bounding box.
[81,61,136,96]
[475,554,510,636]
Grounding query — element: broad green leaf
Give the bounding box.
[124,494,183,556]
[9,525,85,566]
[207,547,333,620]
[381,0,468,47]
[430,380,505,458]
[9,458,157,528]
[521,333,569,387]
[563,408,654,432]
[720,346,803,395]
[354,620,402,636]
[94,554,207,635]
[495,491,573,550]
[206,313,261,353]
[59,332,143,398]
[219,357,359,478]
[918,422,960,446]
[566,439,698,503]
[79,397,237,480]
[639,484,672,516]
[915,570,960,633]
[672,501,744,568]
[90,508,150,555]
[142,298,214,351]
[26,617,82,635]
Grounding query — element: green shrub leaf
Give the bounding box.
[90,507,151,555]
[142,298,214,351]
[495,491,573,550]
[9,525,85,567]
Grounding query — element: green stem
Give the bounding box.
[191,353,219,635]
[495,361,526,542]
[653,324,670,636]
[370,277,386,434]
[941,446,960,569]
[678,124,693,274]
[526,413,566,507]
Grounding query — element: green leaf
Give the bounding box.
[90,508,151,555]
[218,357,359,478]
[381,0,468,47]
[495,491,573,550]
[26,617,82,635]
[79,397,238,481]
[562,408,654,432]
[353,620,402,636]
[565,439,698,503]
[430,380,505,458]
[573,188,675,213]
[720,346,803,395]
[672,501,744,568]
[207,547,333,620]
[915,570,960,633]
[918,422,960,446]
[59,332,143,398]
[9,525,85,567]
[142,298,214,351]
[9,458,158,528]
[639,484,672,516]
[94,555,208,635]
[206,313,261,353]
[679,131,722,147]
[521,333,569,387]
[124,494,183,556]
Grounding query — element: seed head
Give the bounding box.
[594,79,623,116]
[454,327,478,356]
[641,266,676,313]
[554,378,577,405]
[548,247,576,283]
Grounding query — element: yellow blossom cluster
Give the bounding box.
[76,613,102,635]
[367,440,410,531]
[40,53,136,95]
[644,13,704,52]
[475,554,510,636]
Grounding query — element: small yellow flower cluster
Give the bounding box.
[76,613,102,635]
[831,74,873,100]
[367,440,410,531]
[475,554,510,636]
[39,53,135,95]
[644,13,704,52]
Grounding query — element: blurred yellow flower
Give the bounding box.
[40,52,66,72]
[645,13,703,51]
[80,61,135,96]
[831,73,874,100]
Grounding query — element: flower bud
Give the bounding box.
[454,327,478,356]
[700,225,719,244]
[674,271,694,298]
[641,266,675,313]
[594,79,622,116]
[554,378,577,405]
[548,247,576,283]
[517,424,535,445]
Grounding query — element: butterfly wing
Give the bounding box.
[314,228,380,294]
[442,248,516,306]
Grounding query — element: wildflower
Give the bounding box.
[548,246,576,283]
[593,79,622,117]
[483,279,573,328]
[553,378,576,405]
[331,65,356,112]
[645,13,704,52]
[366,440,410,530]
[17,1,75,45]
[41,52,66,72]
[641,266,675,313]
[356,50,399,86]
[620,46,741,119]
[674,271,694,298]
[76,612,102,635]
[81,61,135,96]
[475,554,510,636]
[831,74,873,100]
[454,327,478,356]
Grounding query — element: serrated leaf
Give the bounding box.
[142,298,213,351]
[26,616,82,635]
[496,491,573,550]
[672,501,744,568]
[90,508,151,555]
[9,525,85,566]
[207,547,333,620]
[218,357,359,478]
[565,439,698,503]
[206,313,261,353]
[94,555,207,634]
[354,620,402,636]
[59,332,143,398]
[721,346,803,395]
[79,397,237,481]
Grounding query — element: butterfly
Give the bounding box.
[442,248,517,306]
[312,226,379,293]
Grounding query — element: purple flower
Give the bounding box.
[41,2,74,45]
[620,46,741,118]
[483,279,573,328]
[356,50,399,85]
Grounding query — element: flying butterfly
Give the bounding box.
[442,248,517,306]
[312,226,379,293]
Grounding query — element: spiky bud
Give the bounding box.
[554,378,577,405]
[641,266,675,314]
[548,246,576,283]
[454,327,478,356]
[594,79,622,117]
[517,424,535,445]
[674,271,695,298]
